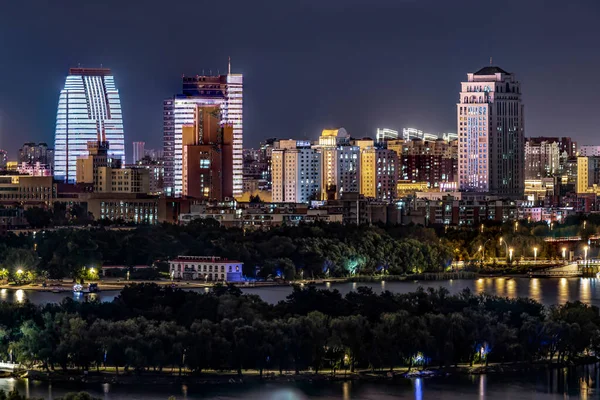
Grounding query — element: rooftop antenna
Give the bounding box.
[228,56,231,75]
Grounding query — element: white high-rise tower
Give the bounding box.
[54,68,125,183]
[457,66,524,197]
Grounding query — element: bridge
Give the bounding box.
[529,263,582,277]
[544,235,600,243]
[0,362,24,372]
[529,260,600,277]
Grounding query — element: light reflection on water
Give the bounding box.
[4,277,600,309]
[2,365,600,399]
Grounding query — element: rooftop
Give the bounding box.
[473,66,510,76]
[69,68,113,76]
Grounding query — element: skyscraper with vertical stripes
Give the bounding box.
[54,68,125,183]
[163,66,243,198]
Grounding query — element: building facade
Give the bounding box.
[387,138,457,189]
[54,68,125,183]
[315,128,360,200]
[132,142,145,164]
[376,128,399,143]
[163,69,243,197]
[457,66,524,197]
[271,140,321,203]
[181,106,233,200]
[360,147,398,200]
[580,145,600,157]
[169,255,243,282]
[524,138,560,179]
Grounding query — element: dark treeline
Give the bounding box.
[0,220,451,280]
[3,284,600,375]
[0,390,97,400]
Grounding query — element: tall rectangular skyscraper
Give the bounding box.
[164,68,243,198]
[132,141,145,164]
[457,66,524,197]
[54,68,125,183]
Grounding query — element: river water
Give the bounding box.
[7,277,600,307]
[1,364,600,399]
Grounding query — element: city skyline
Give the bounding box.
[0,1,598,158]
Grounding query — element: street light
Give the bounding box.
[515,221,519,232]
[585,245,589,265]
[480,224,484,234]
[562,247,567,261]
[16,269,23,276]
[533,247,538,263]
[509,248,514,262]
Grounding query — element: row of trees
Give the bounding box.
[0,220,453,280]
[0,390,97,400]
[7,209,600,280]
[3,284,600,375]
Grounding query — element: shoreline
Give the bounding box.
[0,273,587,294]
[19,359,598,386]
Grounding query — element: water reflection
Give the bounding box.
[479,375,486,400]
[506,278,516,298]
[580,279,591,304]
[475,278,485,295]
[529,278,542,303]
[494,278,505,297]
[413,377,423,400]
[558,278,569,304]
[15,290,24,304]
[342,381,350,400]
[4,366,600,398]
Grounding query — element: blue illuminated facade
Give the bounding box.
[54,68,125,183]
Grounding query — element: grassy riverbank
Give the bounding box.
[21,357,599,386]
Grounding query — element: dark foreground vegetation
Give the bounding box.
[0,390,96,400]
[2,284,600,377]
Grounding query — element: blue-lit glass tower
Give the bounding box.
[54,68,125,183]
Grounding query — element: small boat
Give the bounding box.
[73,283,100,294]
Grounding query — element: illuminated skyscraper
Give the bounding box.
[457,66,524,196]
[132,141,145,164]
[54,68,125,183]
[164,65,243,197]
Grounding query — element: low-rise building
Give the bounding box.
[169,255,243,282]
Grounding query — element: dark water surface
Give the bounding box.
[242,277,600,306]
[6,277,600,306]
[1,364,600,399]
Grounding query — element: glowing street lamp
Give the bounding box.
[514,221,519,232]
[509,248,514,262]
[16,269,23,276]
[480,224,484,233]
[562,247,566,261]
[533,247,538,263]
[585,245,589,264]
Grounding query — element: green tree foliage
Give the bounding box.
[0,283,597,375]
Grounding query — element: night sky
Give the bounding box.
[0,0,598,158]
